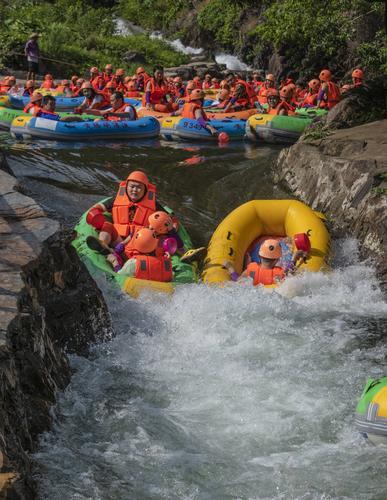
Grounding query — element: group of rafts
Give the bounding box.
[0,89,326,144]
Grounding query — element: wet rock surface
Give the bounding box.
[275,119,387,282]
[0,158,112,498]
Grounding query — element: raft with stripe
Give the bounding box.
[160,116,246,141]
[72,202,197,298]
[0,106,95,130]
[138,107,257,123]
[202,199,330,287]
[246,114,313,144]
[355,377,387,445]
[10,115,160,141]
[0,94,85,111]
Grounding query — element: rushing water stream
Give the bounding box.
[3,134,387,499]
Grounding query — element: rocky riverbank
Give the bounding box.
[0,156,112,498]
[275,119,387,282]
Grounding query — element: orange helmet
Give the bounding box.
[173,76,182,84]
[218,88,230,100]
[266,74,275,82]
[126,170,149,189]
[25,80,34,89]
[90,67,99,74]
[44,74,53,80]
[308,79,320,91]
[132,228,158,254]
[352,68,364,79]
[148,211,173,234]
[266,88,279,97]
[105,63,113,70]
[81,82,93,90]
[105,81,116,89]
[136,67,145,75]
[190,89,205,101]
[31,92,43,103]
[127,81,136,90]
[280,86,292,98]
[259,239,282,259]
[116,68,125,76]
[319,69,332,82]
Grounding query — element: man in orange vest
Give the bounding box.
[222,72,257,112]
[316,69,341,109]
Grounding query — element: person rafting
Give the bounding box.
[33,95,83,122]
[316,69,341,109]
[202,74,212,90]
[22,80,35,97]
[56,79,73,96]
[102,64,114,83]
[266,89,287,115]
[171,89,219,137]
[211,77,220,89]
[135,67,149,92]
[40,74,56,90]
[143,66,174,112]
[86,170,166,253]
[23,92,43,114]
[171,77,185,100]
[89,67,100,84]
[222,73,257,112]
[300,79,320,108]
[74,82,110,113]
[257,74,276,104]
[89,91,137,121]
[112,69,127,93]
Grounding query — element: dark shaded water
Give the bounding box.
[2,135,387,500]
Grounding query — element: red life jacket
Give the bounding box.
[234,79,257,106]
[245,262,285,286]
[112,182,157,238]
[106,103,137,121]
[142,78,168,106]
[180,102,208,120]
[133,255,173,282]
[23,103,41,114]
[319,81,341,109]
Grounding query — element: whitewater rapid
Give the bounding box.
[35,240,387,499]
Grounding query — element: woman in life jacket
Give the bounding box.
[258,74,276,104]
[222,72,257,112]
[89,90,137,121]
[316,69,341,109]
[23,91,43,114]
[40,74,56,90]
[74,81,110,114]
[86,170,166,254]
[172,88,219,137]
[143,66,174,112]
[300,79,320,108]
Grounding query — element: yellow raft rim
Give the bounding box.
[202,200,330,287]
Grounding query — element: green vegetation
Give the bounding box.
[0,0,188,76]
[118,0,188,31]
[197,0,243,49]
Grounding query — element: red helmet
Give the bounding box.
[116,68,125,76]
[190,89,205,101]
[132,228,158,254]
[259,239,282,259]
[148,211,173,235]
[308,79,320,91]
[319,69,332,82]
[352,68,364,79]
[90,67,99,74]
[126,170,149,189]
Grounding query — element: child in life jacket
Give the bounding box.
[148,211,185,256]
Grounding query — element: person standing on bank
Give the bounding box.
[25,33,40,83]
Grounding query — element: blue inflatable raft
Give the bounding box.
[10,115,160,141]
[160,116,246,141]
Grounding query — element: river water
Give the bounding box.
[2,134,387,499]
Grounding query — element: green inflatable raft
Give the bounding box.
[246,113,313,144]
[355,377,387,445]
[72,201,197,298]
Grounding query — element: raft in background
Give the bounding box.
[161,116,246,141]
[246,114,313,144]
[202,199,330,286]
[0,94,85,111]
[73,202,197,298]
[10,115,160,141]
[355,377,387,445]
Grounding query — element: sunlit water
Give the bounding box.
[2,134,386,499]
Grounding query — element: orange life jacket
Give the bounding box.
[142,78,168,106]
[134,255,173,282]
[41,80,55,90]
[268,101,294,116]
[112,182,157,238]
[245,262,285,286]
[258,83,274,104]
[302,92,318,107]
[319,81,341,109]
[180,102,208,120]
[23,103,41,114]
[106,103,137,121]
[234,79,257,106]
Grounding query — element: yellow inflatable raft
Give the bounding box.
[202,200,330,286]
